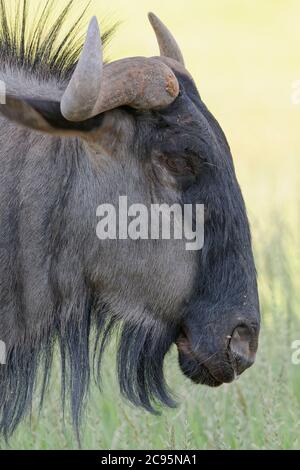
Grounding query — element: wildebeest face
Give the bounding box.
[155,74,259,386]
[130,65,261,387]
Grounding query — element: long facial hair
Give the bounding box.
[0,292,178,440]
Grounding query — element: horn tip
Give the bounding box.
[148,12,159,26]
[85,15,102,56]
[88,16,100,33]
[148,12,185,67]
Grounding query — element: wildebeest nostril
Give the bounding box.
[229,325,256,375]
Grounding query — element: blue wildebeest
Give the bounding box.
[0,1,260,437]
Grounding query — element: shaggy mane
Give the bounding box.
[0,0,116,81]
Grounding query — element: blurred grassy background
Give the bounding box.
[1,0,300,449]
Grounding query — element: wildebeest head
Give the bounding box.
[0,8,260,436]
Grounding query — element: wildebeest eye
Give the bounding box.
[151,153,202,191]
[166,158,194,174]
[159,154,200,176]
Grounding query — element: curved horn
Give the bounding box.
[61,17,103,121]
[61,17,180,122]
[148,12,185,66]
[90,57,179,116]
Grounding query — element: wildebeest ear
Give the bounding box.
[0,96,103,135]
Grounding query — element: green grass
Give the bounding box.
[1,0,300,450]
